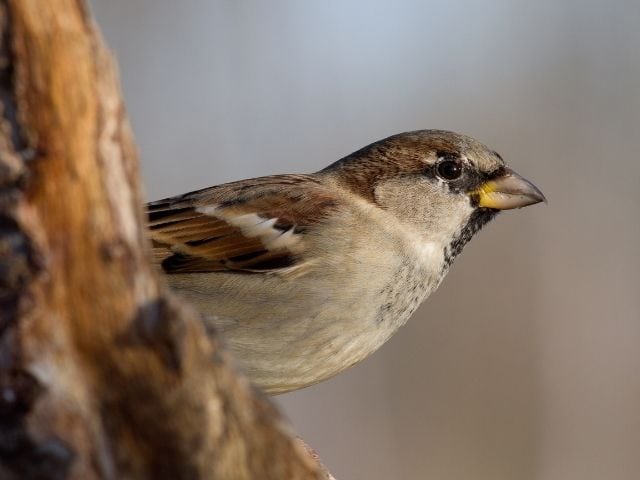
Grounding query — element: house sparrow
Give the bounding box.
[147,130,545,394]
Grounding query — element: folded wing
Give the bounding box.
[147,174,339,274]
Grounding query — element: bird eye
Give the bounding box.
[436,159,463,181]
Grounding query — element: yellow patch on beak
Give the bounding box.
[473,168,546,210]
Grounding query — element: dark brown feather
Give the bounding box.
[147,175,339,274]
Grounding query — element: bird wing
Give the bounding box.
[147,174,339,275]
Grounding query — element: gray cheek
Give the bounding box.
[421,192,476,240]
[375,178,466,234]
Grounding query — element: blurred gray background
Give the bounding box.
[89,1,640,479]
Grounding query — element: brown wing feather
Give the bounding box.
[147,174,339,274]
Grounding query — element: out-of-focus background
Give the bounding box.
[89,1,640,479]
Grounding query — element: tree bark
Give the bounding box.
[0,1,333,479]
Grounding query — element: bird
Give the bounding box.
[147,130,545,394]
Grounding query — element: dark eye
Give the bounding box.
[436,159,463,180]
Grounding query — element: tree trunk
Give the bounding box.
[0,1,333,478]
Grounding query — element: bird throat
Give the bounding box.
[442,208,498,271]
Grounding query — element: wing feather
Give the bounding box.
[147,175,339,274]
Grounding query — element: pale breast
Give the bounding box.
[165,196,450,394]
[375,259,434,325]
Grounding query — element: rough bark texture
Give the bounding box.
[0,1,332,479]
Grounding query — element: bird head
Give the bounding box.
[322,129,545,262]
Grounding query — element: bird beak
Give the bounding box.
[472,168,546,210]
